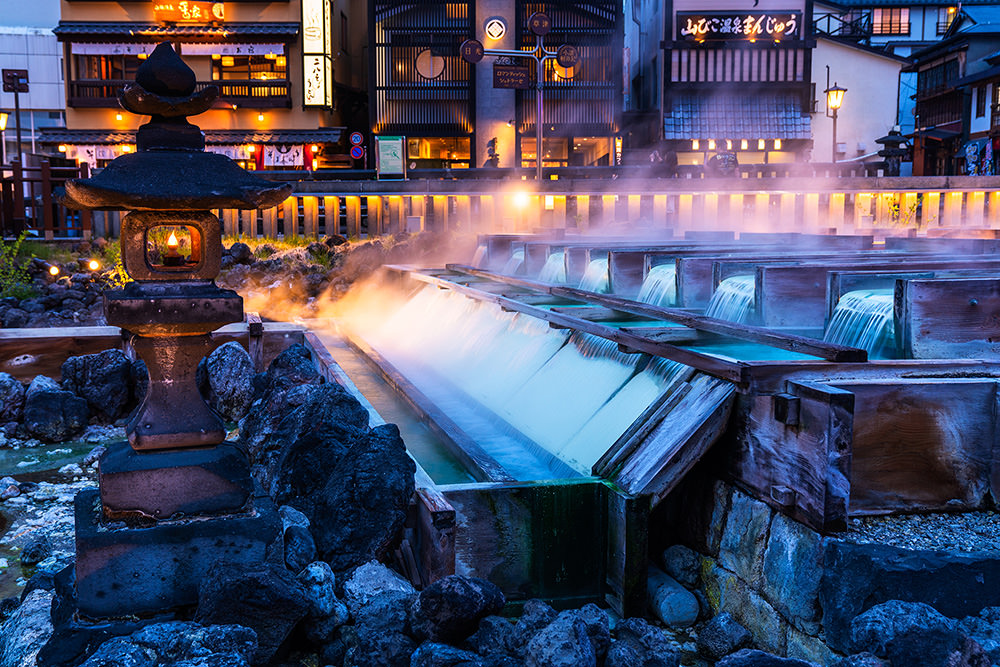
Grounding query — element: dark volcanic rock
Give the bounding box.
[200,341,255,422]
[229,242,254,265]
[0,589,54,667]
[410,642,481,667]
[346,590,417,667]
[283,524,317,574]
[525,611,596,667]
[195,562,309,666]
[79,621,256,667]
[0,373,25,422]
[465,616,514,657]
[697,612,752,660]
[60,349,133,422]
[507,599,558,658]
[342,561,416,617]
[850,600,989,667]
[830,654,890,667]
[22,375,89,442]
[716,649,818,666]
[409,575,506,643]
[662,544,701,588]
[606,616,680,667]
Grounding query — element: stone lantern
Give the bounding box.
[48,42,287,642]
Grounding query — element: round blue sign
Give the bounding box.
[350,145,365,160]
[349,132,364,146]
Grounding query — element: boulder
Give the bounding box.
[0,373,25,422]
[60,349,133,422]
[716,649,819,667]
[345,591,417,667]
[0,588,54,667]
[298,561,338,618]
[200,341,255,422]
[229,242,254,264]
[342,561,415,617]
[959,608,1000,664]
[647,566,699,628]
[465,616,514,657]
[79,622,257,667]
[411,642,481,667]
[605,617,680,667]
[697,612,753,660]
[850,600,989,667]
[195,562,310,665]
[409,575,506,643]
[507,599,558,658]
[525,612,596,667]
[830,654,890,667]
[285,421,415,572]
[22,376,89,442]
[662,544,701,588]
[284,524,317,574]
[2,308,29,329]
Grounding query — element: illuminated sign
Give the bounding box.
[677,12,800,42]
[493,63,530,89]
[484,17,507,41]
[153,1,224,22]
[301,0,332,107]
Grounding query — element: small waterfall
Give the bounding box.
[637,264,677,307]
[471,244,488,268]
[705,274,755,323]
[824,289,896,357]
[578,258,610,293]
[501,248,524,275]
[537,251,567,284]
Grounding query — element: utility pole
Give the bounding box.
[461,13,579,181]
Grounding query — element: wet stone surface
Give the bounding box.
[844,512,1000,553]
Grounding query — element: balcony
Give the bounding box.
[69,79,292,109]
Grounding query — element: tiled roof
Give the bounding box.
[663,94,812,140]
[53,22,299,40]
[825,0,999,6]
[39,128,344,145]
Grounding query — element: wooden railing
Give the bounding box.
[0,159,93,239]
[69,79,291,108]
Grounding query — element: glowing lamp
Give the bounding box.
[741,139,749,150]
[692,139,700,150]
[310,144,319,152]
[708,139,716,150]
[116,112,123,121]
[121,145,133,153]
[257,112,264,122]
[0,112,8,132]
[758,139,766,150]
[221,56,235,67]
[88,259,100,271]
[163,231,183,266]
[774,139,782,150]
[247,145,255,153]
[826,83,847,111]
[58,144,67,152]
[513,191,530,208]
[48,265,60,276]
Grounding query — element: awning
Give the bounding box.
[664,93,811,141]
[53,22,300,42]
[921,128,961,141]
[39,128,345,145]
[955,137,989,157]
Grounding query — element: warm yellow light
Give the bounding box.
[48,265,59,276]
[726,140,733,150]
[741,139,749,150]
[88,259,100,271]
[138,53,148,60]
[58,144,67,152]
[221,56,235,67]
[826,83,847,111]
[0,112,7,132]
[167,232,179,248]
[121,145,133,153]
[513,191,530,209]
[708,139,716,150]
[247,145,255,153]
[692,139,700,150]
[257,112,264,122]
[116,111,123,121]
[758,139,766,150]
[544,195,555,210]
[265,53,277,59]
[774,139,782,150]
[310,144,319,152]
[212,54,221,60]
[276,56,286,67]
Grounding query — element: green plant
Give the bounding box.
[101,239,131,289]
[0,231,34,299]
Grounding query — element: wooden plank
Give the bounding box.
[445,265,867,363]
[835,379,997,515]
[897,278,1000,359]
[611,373,735,506]
[342,328,515,483]
[245,312,264,372]
[604,487,649,617]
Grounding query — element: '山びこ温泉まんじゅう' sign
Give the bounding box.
[677,12,800,41]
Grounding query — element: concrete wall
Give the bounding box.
[811,38,903,162]
[474,0,517,169]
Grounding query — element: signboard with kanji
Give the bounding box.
[493,64,531,89]
[460,39,484,64]
[677,12,801,42]
[152,1,224,22]
[376,136,406,178]
[528,12,551,36]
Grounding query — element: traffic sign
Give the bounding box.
[528,12,551,36]
[2,69,28,93]
[350,145,365,160]
[556,44,580,69]
[349,131,364,146]
[460,39,485,64]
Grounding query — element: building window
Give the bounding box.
[341,12,348,54]
[75,54,143,83]
[872,8,909,35]
[212,54,287,82]
[406,137,470,168]
[917,59,959,97]
[937,6,958,34]
[977,86,987,118]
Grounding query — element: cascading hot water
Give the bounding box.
[537,251,567,284]
[471,244,488,268]
[704,274,756,323]
[637,263,677,307]
[823,289,896,358]
[578,258,610,293]
[502,248,525,275]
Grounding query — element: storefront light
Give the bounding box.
[692,139,700,150]
[726,140,733,150]
[774,139,782,150]
[276,56,286,67]
[58,144,67,152]
[758,139,766,150]
[221,56,235,67]
[116,112,123,121]
[708,139,716,150]
[311,144,319,152]
[257,112,264,122]
[741,139,749,150]
[121,145,133,153]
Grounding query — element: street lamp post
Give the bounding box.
[825,82,847,163]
